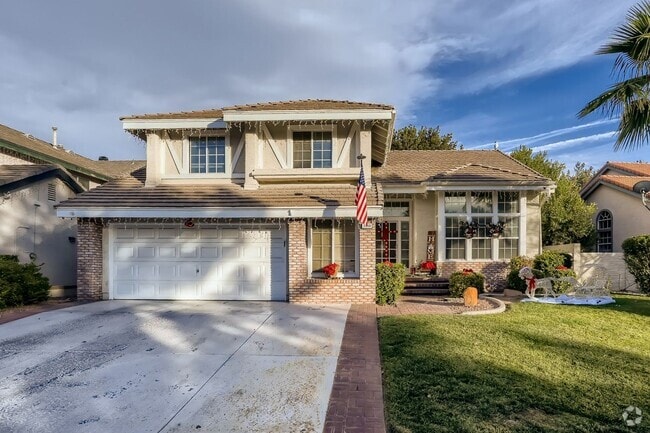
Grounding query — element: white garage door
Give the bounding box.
[110,225,287,300]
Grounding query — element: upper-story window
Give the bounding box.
[292,131,332,168]
[190,136,226,173]
[596,210,613,252]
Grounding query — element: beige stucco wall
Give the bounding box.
[586,185,650,252]
[411,192,437,266]
[525,191,543,256]
[0,178,77,287]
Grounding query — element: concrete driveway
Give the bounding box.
[0,301,349,433]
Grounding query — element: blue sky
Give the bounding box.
[0,0,646,170]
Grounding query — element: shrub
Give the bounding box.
[0,256,50,308]
[506,268,543,292]
[509,256,534,273]
[622,235,650,294]
[449,270,485,297]
[533,250,567,275]
[376,262,407,305]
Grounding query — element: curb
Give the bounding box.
[461,295,506,316]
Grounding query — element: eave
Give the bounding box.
[222,109,394,122]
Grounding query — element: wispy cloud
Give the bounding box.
[471,118,619,150]
[533,131,617,152]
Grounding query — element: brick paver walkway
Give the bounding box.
[324,304,385,433]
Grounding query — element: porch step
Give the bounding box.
[402,277,450,296]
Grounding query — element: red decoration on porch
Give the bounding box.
[420,261,436,271]
[377,221,398,262]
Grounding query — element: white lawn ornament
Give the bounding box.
[518,267,537,298]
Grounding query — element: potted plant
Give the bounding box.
[322,262,341,279]
[419,260,437,275]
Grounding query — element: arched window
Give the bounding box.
[596,210,613,252]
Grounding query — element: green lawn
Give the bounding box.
[379,295,650,433]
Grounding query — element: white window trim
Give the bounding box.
[180,131,231,178]
[441,191,523,262]
[307,218,359,278]
[379,197,413,266]
[287,124,338,169]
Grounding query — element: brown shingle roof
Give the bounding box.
[373,150,551,184]
[0,123,144,181]
[58,167,381,209]
[580,161,650,197]
[0,164,84,193]
[121,99,393,120]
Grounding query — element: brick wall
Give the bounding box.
[437,261,509,291]
[288,219,376,304]
[77,218,103,301]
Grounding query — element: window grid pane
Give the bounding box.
[471,191,493,213]
[312,220,356,274]
[499,239,519,259]
[444,192,466,213]
[498,192,520,213]
[190,137,225,173]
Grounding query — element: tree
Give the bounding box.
[578,1,650,150]
[571,162,596,189]
[392,125,460,150]
[510,146,597,248]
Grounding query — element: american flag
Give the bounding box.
[355,165,368,225]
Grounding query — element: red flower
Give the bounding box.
[462,268,474,275]
[420,261,436,271]
[382,261,394,267]
[555,265,568,271]
[322,263,340,277]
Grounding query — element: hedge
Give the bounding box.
[622,235,650,294]
[376,262,406,305]
[449,270,485,297]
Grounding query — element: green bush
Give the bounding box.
[533,250,567,275]
[622,235,650,294]
[508,256,534,273]
[506,268,543,292]
[549,267,578,294]
[0,256,50,308]
[376,262,407,305]
[449,271,485,297]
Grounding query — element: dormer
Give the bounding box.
[121,100,395,189]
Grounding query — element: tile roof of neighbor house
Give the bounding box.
[120,99,394,120]
[57,167,382,209]
[581,161,650,197]
[0,124,145,181]
[0,164,84,193]
[372,150,552,184]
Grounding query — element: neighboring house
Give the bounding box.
[580,162,650,252]
[0,123,145,294]
[0,165,83,294]
[57,100,553,303]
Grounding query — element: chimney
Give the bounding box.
[52,127,58,147]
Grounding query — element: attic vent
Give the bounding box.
[47,183,56,201]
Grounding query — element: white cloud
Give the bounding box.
[534,131,617,152]
[0,0,639,159]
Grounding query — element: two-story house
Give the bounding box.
[57,100,553,303]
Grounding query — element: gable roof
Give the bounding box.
[121,100,394,120]
[581,161,650,198]
[0,123,145,182]
[0,164,84,194]
[373,150,552,187]
[57,167,383,218]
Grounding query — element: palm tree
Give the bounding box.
[579,1,650,150]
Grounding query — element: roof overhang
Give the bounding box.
[222,109,394,122]
[57,205,383,219]
[122,119,227,131]
[381,181,555,194]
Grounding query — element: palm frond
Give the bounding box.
[615,98,650,150]
[578,75,650,118]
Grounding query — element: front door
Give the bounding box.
[376,220,410,266]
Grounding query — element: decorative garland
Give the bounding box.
[460,220,506,238]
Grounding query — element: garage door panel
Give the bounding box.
[111,225,286,300]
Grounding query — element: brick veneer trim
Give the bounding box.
[77,219,103,301]
[288,219,377,304]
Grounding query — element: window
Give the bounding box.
[190,136,226,173]
[293,131,332,168]
[443,191,520,260]
[596,210,613,252]
[312,220,356,275]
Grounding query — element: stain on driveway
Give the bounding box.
[0,301,349,433]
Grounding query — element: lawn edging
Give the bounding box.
[461,295,506,316]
